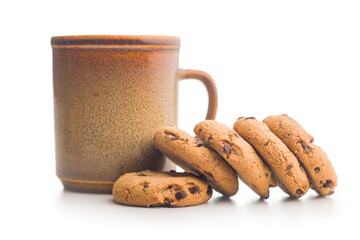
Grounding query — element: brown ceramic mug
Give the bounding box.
[51,35,217,193]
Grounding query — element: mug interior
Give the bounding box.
[51,35,180,48]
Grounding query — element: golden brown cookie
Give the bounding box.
[263,114,337,196]
[233,117,309,198]
[194,120,276,199]
[113,170,212,207]
[154,126,239,196]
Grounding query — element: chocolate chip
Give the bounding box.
[137,173,146,176]
[234,132,239,137]
[237,117,244,120]
[195,138,211,149]
[296,189,304,195]
[195,137,202,144]
[314,167,320,174]
[165,132,177,141]
[206,186,213,196]
[198,129,202,132]
[300,141,312,154]
[188,186,199,194]
[203,144,212,149]
[265,140,269,146]
[310,138,314,143]
[167,185,173,189]
[279,123,282,128]
[208,136,213,141]
[175,191,187,200]
[246,117,255,120]
[287,165,293,170]
[323,180,333,188]
[163,198,173,206]
[265,172,269,177]
[222,141,231,155]
[204,171,214,179]
[143,182,149,188]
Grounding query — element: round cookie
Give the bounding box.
[154,126,239,196]
[233,117,310,198]
[263,114,337,196]
[113,170,212,207]
[194,120,276,199]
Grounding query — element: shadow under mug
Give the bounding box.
[51,35,217,193]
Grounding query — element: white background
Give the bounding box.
[1,0,359,239]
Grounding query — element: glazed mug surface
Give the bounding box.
[51,35,217,193]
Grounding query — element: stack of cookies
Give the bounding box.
[112,114,337,207]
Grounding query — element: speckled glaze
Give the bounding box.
[51,35,217,193]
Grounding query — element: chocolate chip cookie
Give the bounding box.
[194,120,276,198]
[263,114,337,196]
[233,117,309,198]
[113,170,212,207]
[154,126,239,196]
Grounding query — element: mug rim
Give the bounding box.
[51,35,180,48]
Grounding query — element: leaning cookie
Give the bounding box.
[194,120,276,199]
[263,114,337,196]
[154,126,239,196]
[233,117,309,198]
[113,170,212,207]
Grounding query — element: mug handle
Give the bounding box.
[180,69,218,120]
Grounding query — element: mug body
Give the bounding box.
[51,36,179,192]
